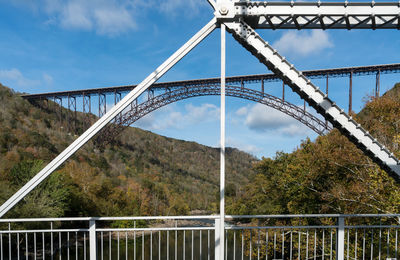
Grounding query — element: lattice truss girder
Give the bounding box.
[100,85,331,143]
[224,19,400,179]
[230,1,400,30]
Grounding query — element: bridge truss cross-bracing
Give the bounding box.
[1,1,400,260]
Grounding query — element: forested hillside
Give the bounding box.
[2,81,399,220]
[228,83,400,215]
[0,84,257,218]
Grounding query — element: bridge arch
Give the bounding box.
[100,84,332,143]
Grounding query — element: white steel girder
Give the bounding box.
[0,18,217,218]
[217,1,400,30]
[224,19,400,180]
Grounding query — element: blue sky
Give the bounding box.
[0,0,399,159]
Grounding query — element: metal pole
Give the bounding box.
[282,81,285,101]
[376,70,380,97]
[349,71,353,114]
[220,22,226,260]
[326,73,329,127]
[326,73,329,96]
[89,220,97,260]
[73,97,77,131]
[215,219,220,260]
[261,79,264,96]
[337,217,345,260]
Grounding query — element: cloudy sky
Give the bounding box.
[0,0,399,158]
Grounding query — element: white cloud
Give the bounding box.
[226,137,262,155]
[273,30,333,56]
[42,0,137,36]
[236,103,312,137]
[235,106,248,116]
[9,0,207,36]
[0,69,53,89]
[94,7,136,35]
[0,68,39,87]
[135,103,219,131]
[60,1,93,30]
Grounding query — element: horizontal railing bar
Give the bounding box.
[226,214,400,219]
[1,214,399,224]
[0,215,219,223]
[0,229,88,234]
[3,225,399,233]
[97,227,214,232]
[227,225,338,230]
[346,225,400,229]
[95,215,219,221]
[226,225,400,230]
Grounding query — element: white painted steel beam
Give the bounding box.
[218,1,400,29]
[219,22,226,260]
[0,18,217,218]
[224,20,400,180]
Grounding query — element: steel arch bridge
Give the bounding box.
[1,1,400,259]
[22,63,400,143]
[100,84,331,144]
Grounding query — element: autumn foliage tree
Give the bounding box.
[228,83,400,216]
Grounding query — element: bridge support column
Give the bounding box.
[98,93,106,117]
[83,94,91,130]
[261,79,264,96]
[376,70,381,97]
[55,97,62,126]
[89,220,97,260]
[349,71,353,114]
[326,74,329,126]
[337,217,345,260]
[214,218,221,260]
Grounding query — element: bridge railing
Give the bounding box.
[0,214,399,260]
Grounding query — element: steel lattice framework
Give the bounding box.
[99,84,331,143]
[233,1,400,30]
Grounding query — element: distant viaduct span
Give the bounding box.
[21,63,400,141]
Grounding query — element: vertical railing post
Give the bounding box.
[89,220,97,260]
[215,219,221,260]
[337,217,345,260]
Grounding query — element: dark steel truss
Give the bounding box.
[20,63,400,100]
[99,84,331,144]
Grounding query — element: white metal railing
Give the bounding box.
[1,214,400,260]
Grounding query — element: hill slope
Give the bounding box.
[0,84,257,218]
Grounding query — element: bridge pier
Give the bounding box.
[98,93,106,118]
[54,97,63,126]
[376,70,381,97]
[67,95,77,132]
[349,71,353,114]
[261,79,264,96]
[83,94,91,130]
